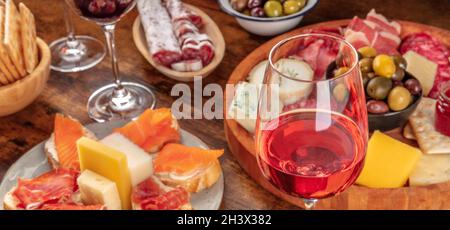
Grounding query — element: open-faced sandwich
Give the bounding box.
[3,108,223,210]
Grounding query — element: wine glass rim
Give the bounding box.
[268,33,359,83]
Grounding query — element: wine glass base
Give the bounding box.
[50,35,106,73]
[87,82,156,122]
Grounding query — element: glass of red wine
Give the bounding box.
[50,1,106,73]
[255,33,368,209]
[65,0,155,122]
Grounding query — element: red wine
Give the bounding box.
[257,110,366,199]
[73,0,135,23]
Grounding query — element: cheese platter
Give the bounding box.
[224,11,450,209]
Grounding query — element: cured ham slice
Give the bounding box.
[137,0,182,66]
[164,0,203,28]
[12,169,78,210]
[131,176,190,210]
[345,9,401,55]
[40,203,105,210]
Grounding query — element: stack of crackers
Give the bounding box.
[0,0,37,87]
[402,97,450,186]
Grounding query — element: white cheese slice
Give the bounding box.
[403,51,437,96]
[100,133,153,186]
[409,154,450,186]
[77,170,122,210]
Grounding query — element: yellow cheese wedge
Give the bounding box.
[77,137,132,210]
[403,51,437,96]
[356,131,422,188]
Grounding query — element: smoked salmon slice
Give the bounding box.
[54,114,84,170]
[115,108,180,152]
[154,143,223,174]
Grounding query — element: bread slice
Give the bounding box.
[44,122,96,169]
[156,159,222,193]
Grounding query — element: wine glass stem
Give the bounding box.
[303,198,318,210]
[62,1,78,46]
[102,24,124,91]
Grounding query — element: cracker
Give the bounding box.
[0,5,18,82]
[19,3,37,74]
[409,97,450,154]
[402,122,416,140]
[4,0,26,78]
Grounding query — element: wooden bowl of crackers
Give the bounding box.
[0,1,50,117]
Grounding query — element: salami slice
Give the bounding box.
[400,33,450,98]
[137,0,182,66]
[164,0,203,28]
[12,169,79,210]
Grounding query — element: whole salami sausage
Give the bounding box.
[137,0,182,67]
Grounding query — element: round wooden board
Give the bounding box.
[132,4,225,82]
[224,20,450,210]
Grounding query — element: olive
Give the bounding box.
[250,7,265,17]
[247,0,263,8]
[373,54,396,78]
[243,8,251,15]
[393,80,404,87]
[358,46,377,58]
[334,67,349,77]
[283,0,301,15]
[362,74,370,88]
[388,86,412,111]
[230,0,249,12]
[363,72,376,79]
[392,55,407,70]
[367,100,389,114]
[264,1,283,17]
[359,58,373,73]
[294,0,307,9]
[333,83,348,102]
[404,78,422,96]
[366,76,393,100]
[391,67,405,81]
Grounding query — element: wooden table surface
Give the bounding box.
[1,0,449,210]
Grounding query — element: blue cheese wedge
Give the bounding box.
[228,82,259,133]
[77,170,122,210]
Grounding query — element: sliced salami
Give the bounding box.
[164,0,203,29]
[137,0,182,66]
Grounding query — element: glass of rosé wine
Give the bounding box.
[65,0,155,122]
[255,33,369,209]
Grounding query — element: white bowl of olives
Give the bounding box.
[218,0,319,36]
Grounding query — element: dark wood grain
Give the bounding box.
[0,0,449,210]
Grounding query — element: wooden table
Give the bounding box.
[1,0,449,210]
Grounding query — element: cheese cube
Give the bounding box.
[356,131,422,188]
[101,133,153,186]
[403,51,437,96]
[77,170,121,210]
[409,154,450,186]
[77,137,132,210]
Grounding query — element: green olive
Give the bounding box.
[334,67,349,77]
[264,1,283,17]
[294,0,307,9]
[392,55,407,70]
[283,0,301,15]
[391,67,405,81]
[359,58,373,73]
[366,76,393,100]
[373,54,396,78]
[333,83,348,102]
[357,46,377,58]
[388,86,412,111]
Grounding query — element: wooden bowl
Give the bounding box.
[224,20,450,210]
[0,38,50,117]
[132,4,225,82]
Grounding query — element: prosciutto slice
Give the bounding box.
[164,0,203,28]
[12,169,79,210]
[137,0,182,66]
[132,176,190,210]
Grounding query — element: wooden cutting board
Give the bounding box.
[224,20,450,210]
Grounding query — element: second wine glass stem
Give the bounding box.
[63,1,78,46]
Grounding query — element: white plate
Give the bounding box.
[0,121,224,210]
